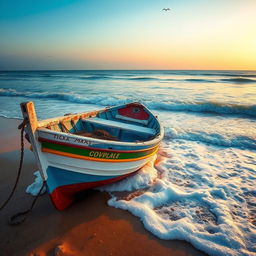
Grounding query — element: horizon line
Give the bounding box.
[1,69,256,72]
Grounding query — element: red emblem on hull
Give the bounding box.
[118,103,149,120]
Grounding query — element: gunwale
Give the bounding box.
[37,126,164,148]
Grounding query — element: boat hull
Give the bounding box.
[39,135,159,210]
[46,165,137,210]
[20,101,164,210]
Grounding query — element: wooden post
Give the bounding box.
[20,102,38,132]
[20,102,46,181]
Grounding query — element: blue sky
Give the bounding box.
[0,0,255,70]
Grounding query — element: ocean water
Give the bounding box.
[1,70,256,256]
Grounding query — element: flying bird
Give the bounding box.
[162,8,170,11]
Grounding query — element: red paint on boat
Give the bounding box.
[49,172,136,210]
[118,104,149,120]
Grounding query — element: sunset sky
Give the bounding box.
[0,0,255,70]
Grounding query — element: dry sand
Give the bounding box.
[0,117,207,256]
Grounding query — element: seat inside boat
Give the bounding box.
[46,115,157,142]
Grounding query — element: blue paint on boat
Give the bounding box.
[46,166,118,193]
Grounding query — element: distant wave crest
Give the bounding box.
[147,101,256,117]
[1,88,256,117]
[200,73,256,78]
[220,78,256,83]
[184,78,215,83]
[1,72,256,83]
[128,77,159,81]
[0,88,128,106]
[79,75,112,80]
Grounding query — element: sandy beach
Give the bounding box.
[0,117,207,256]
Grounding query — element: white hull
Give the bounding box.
[43,152,154,177]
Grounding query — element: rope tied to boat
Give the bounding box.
[0,118,46,225]
[8,180,46,225]
[0,118,28,211]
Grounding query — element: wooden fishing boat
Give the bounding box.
[21,101,164,210]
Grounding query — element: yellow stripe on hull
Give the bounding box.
[42,147,159,163]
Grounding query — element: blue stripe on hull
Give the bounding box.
[46,166,118,193]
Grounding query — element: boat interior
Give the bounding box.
[42,105,160,143]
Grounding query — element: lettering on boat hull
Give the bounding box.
[52,134,92,146]
[89,151,120,159]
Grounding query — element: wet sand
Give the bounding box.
[0,117,207,256]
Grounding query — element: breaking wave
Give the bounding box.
[164,127,256,150]
[147,101,256,117]
[1,88,256,117]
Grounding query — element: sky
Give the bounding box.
[0,0,255,70]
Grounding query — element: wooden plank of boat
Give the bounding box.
[82,117,156,136]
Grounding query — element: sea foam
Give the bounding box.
[25,141,256,256]
[102,141,256,256]
[27,140,256,256]
[26,171,46,196]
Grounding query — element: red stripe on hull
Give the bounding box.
[49,172,135,210]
